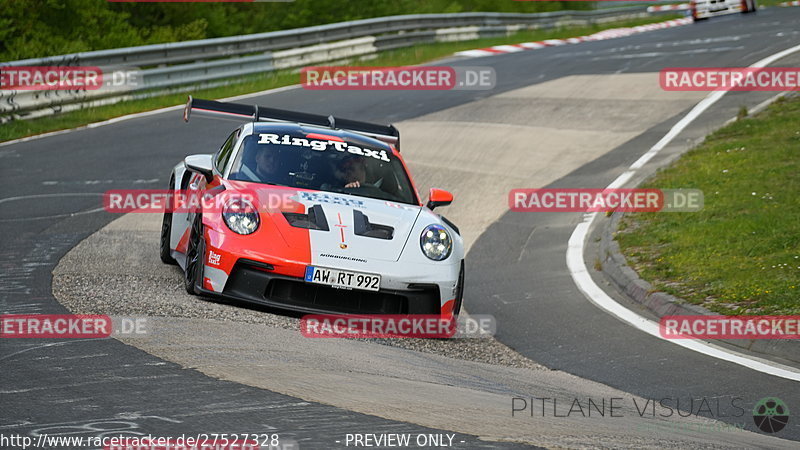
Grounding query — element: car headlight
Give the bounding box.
[420,224,452,261]
[223,198,259,235]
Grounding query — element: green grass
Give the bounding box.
[0,14,681,143]
[757,0,792,7]
[616,95,800,315]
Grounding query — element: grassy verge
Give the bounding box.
[758,0,793,7]
[616,95,800,315]
[0,14,681,143]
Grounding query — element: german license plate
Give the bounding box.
[304,266,381,292]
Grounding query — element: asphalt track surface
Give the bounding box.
[2,8,800,448]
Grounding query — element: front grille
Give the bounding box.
[223,260,440,314]
[267,279,409,314]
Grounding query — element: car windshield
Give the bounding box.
[228,132,417,205]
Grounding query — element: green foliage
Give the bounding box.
[617,96,800,315]
[0,0,587,61]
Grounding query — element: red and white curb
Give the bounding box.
[779,1,800,6]
[455,17,693,58]
[647,3,690,12]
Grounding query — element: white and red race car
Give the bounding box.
[160,97,464,317]
[690,0,757,20]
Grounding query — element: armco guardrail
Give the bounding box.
[0,6,660,121]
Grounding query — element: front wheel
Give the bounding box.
[184,217,205,295]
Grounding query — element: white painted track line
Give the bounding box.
[567,43,800,382]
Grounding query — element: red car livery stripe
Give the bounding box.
[207,182,313,279]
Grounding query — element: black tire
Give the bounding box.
[184,216,205,295]
[452,260,465,317]
[160,176,177,265]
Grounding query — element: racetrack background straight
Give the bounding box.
[51,73,796,447]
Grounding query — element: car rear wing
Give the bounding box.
[183,96,400,149]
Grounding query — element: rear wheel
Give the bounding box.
[160,176,177,265]
[184,216,205,295]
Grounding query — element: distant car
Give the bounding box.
[160,97,465,317]
[690,0,757,20]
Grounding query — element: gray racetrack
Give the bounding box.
[2,8,799,448]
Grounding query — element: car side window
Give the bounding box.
[215,129,239,172]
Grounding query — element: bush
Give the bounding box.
[0,0,586,61]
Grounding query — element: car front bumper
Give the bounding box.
[200,258,443,315]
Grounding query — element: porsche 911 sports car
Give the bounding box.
[160,97,465,316]
[690,0,757,20]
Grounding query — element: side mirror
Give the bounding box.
[184,154,214,183]
[426,188,453,210]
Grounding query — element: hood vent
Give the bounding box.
[353,210,394,240]
[283,204,329,231]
